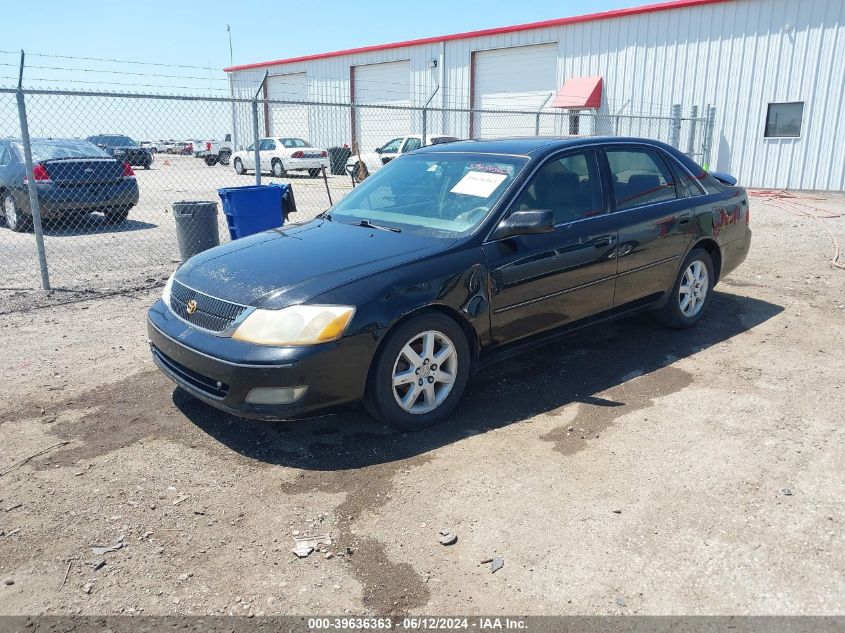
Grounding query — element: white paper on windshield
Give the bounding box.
[450,171,507,198]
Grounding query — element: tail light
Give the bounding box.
[320,150,328,158]
[122,161,135,178]
[745,202,750,225]
[206,142,212,151]
[291,150,304,158]
[23,162,52,184]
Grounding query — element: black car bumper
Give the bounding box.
[13,180,139,218]
[147,300,376,420]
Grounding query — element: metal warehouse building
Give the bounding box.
[225,0,845,191]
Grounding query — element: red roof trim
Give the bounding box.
[224,0,731,73]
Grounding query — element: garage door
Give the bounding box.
[266,73,310,140]
[353,60,411,152]
[472,43,558,138]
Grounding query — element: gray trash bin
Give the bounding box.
[173,201,220,261]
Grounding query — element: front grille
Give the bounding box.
[169,280,247,333]
[152,347,229,399]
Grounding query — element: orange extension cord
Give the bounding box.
[748,189,845,271]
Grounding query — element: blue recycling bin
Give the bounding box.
[217,183,295,240]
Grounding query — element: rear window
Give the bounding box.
[22,139,109,161]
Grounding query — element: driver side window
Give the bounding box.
[380,138,403,154]
[513,150,605,225]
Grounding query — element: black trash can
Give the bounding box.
[173,201,220,261]
[328,145,352,175]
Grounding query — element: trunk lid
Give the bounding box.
[42,158,124,185]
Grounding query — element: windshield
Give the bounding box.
[106,136,136,146]
[331,153,528,236]
[21,139,109,161]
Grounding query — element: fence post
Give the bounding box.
[669,104,682,148]
[252,72,268,186]
[15,53,50,291]
[686,105,699,158]
[703,105,716,170]
[421,107,427,147]
[535,92,554,136]
[251,99,261,185]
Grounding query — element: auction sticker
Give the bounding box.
[450,171,507,198]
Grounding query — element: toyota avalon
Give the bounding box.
[147,137,751,430]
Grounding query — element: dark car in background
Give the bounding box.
[0,138,139,231]
[148,136,751,429]
[87,134,153,169]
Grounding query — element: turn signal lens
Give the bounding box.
[232,305,355,346]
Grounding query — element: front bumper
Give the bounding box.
[147,300,375,420]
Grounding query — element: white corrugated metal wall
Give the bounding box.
[229,0,845,190]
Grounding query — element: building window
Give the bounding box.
[764,102,804,138]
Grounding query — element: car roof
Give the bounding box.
[413,136,683,158]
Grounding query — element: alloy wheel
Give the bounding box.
[679,260,709,317]
[391,330,458,414]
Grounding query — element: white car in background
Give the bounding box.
[232,137,329,178]
[346,134,460,182]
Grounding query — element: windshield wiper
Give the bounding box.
[357,219,401,233]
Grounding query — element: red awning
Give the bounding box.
[551,76,603,109]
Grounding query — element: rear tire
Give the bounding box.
[218,151,231,166]
[204,155,218,166]
[352,161,368,183]
[234,158,246,175]
[654,248,715,329]
[2,191,31,232]
[308,168,322,178]
[364,313,471,431]
[104,206,130,225]
[271,159,286,178]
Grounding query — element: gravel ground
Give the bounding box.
[0,192,843,616]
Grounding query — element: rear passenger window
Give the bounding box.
[513,150,605,224]
[607,148,677,210]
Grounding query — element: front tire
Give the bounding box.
[234,158,246,175]
[655,248,715,329]
[364,313,471,431]
[2,192,31,232]
[104,206,130,224]
[218,151,231,166]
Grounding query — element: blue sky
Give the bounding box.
[1,0,644,91]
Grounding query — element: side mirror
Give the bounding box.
[492,210,555,240]
[224,134,232,142]
[375,147,382,154]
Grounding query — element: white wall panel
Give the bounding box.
[230,0,845,189]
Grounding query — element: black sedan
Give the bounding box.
[0,138,140,231]
[148,136,751,430]
[87,134,153,169]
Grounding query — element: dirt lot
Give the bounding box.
[0,193,843,616]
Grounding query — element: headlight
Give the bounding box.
[161,271,176,305]
[232,305,355,346]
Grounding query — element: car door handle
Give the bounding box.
[593,235,615,248]
[678,213,693,225]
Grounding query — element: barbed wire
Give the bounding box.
[0,49,225,71]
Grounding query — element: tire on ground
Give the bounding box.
[654,247,715,329]
[364,312,471,431]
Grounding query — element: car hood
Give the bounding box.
[176,218,455,309]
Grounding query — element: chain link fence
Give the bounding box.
[0,86,712,305]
